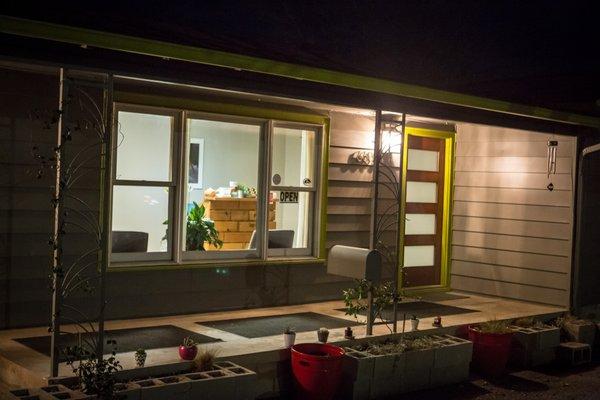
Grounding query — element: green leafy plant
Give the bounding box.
[65,341,122,399]
[163,202,223,251]
[343,279,397,332]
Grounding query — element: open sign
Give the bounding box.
[279,191,299,203]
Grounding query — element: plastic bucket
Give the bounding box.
[468,326,513,376]
[291,343,345,400]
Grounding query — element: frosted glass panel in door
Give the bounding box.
[404,245,435,267]
[406,181,437,203]
[405,214,436,235]
[408,149,439,171]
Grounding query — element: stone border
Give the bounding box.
[7,362,255,400]
[340,334,472,399]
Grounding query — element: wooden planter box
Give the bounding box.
[510,324,560,367]
[9,362,255,400]
[341,334,472,400]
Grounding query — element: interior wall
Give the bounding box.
[450,123,576,306]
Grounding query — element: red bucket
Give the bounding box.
[291,343,345,400]
[468,326,513,376]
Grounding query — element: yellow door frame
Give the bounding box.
[399,126,455,295]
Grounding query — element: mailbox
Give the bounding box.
[327,245,382,284]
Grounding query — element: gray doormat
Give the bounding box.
[15,325,221,362]
[197,312,361,338]
[336,301,476,321]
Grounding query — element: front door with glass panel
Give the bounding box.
[401,128,453,289]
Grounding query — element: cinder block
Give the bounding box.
[114,382,141,400]
[403,347,434,393]
[433,336,472,369]
[564,320,596,346]
[371,353,404,398]
[558,342,591,366]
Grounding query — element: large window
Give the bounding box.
[110,105,323,265]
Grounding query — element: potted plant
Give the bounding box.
[318,327,330,343]
[179,337,198,360]
[163,202,223,251]
[134,348,147,368]
[468,319,514,376]
[284,326,296,348]
[410,315,419,331]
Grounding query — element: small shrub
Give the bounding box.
[193,347,219,372]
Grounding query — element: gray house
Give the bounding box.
[0,14,599,337]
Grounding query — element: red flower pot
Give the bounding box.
[468,326,513,376]
[179,345,198,360]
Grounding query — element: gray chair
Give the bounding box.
[247,229,295,249]
[111,231,149,253]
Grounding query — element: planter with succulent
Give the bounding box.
[468,319,514,376]
[284,326,296,348]
[164,202,223,251]
[317,327,330,343]
[134,348,147,368]
[509,317,560,367]
[410,315,419,331]
[341,334,472,399]
[179,336,199,360]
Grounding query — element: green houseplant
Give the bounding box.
[163,202,223,251]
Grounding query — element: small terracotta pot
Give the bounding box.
[179,345,198,360]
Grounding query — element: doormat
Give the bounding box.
[15,325,221,362]
[197,312,361,338]
[336,301,477,321]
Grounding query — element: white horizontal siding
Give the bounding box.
[451,123,575,306]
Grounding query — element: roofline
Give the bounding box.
[1,15,599,128]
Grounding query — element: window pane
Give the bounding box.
[405,214,436,235]
[184,118,260,252]
[406,181,437,203]
[408,149,439,171]
[116,111,173,181]
[403,245,434,267]
[271,191,312,248]
[272,127,316,187]
[112,186,169,253]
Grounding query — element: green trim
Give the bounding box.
[2,15,599,128]
[110,257,327,273]
[399,127,455,295]
[113,91,329,266]
[114,92,328,125]
[319,119,330,259]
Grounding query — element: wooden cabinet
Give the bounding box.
[203,198,276,250]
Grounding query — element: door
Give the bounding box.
[400,128,453,289]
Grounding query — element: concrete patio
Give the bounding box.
[0,291,565,390]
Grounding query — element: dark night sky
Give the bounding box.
[4,1,600,115]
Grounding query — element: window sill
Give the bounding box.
[108,257,326,272]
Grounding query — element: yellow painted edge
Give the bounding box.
[111,92,329,268]
[114,92,328,125]
[110,257,327,273]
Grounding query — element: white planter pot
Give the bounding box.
[410,319,419,331]
[284,333,296,348]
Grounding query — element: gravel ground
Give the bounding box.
[394,361,600,400]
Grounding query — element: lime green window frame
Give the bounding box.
[399,127,455,294]
[109,91,330,271]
